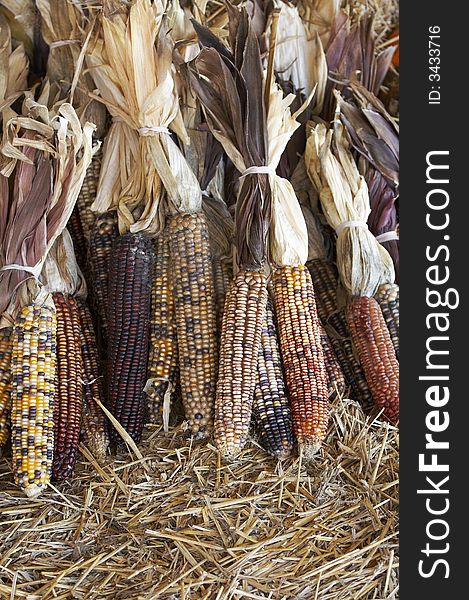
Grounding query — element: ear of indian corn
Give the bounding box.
[215,269,268,459]
[252,299,293,459]
[319,325,346,397]
[308,258,374,410]
[11,303,57,498]
[67,206,89,278]
[76,147,102,241]
[374,282,399,360]
[89,211,119,346]
[168,212,218,439]
[272,265,329,457]
[52,293,84,480]
[107,232,154,444]
[76,297,109,461]
[346,296,399,424]
[146,230,179,425]
[212,258,233,334]
[0,328,12,454]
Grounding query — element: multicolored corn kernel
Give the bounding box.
[67,205,89,277]
[146,230,179,425]
[212,258,233,334]
[272,265,329,458]
[308,258,374,411]
[52,293,84,480]
[76,147,102,240]
[252,299,293,459]
[11,303,57,497]
[107,232,154,444]
[168,212,218,439]
[89,210,119,344]
[0,328,12,453]
[374,282,399,360]
[76,297,109,461]
[346,296,399,424]
[215,269,268,459]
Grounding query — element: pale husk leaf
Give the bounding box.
[41,229,86,297]
[0,14,28,119]
[266,78,309,267]
[304,118,394,296]
[268,3,327,114]
[0,0,36,53]
[298,0,341,46]
[36,0,107,134]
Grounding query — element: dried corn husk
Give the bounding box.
[0,0,36,55]
[305,115,394,297]
[338,84,398,190]
[0,13,28,120]
[298,0,341,46]
[202,193,233,262]
[168,0,199,64]
[336,86,399,278]
[185,16,270,269]
[36,0,107,135]
[87,0,203,235]
[187,17,314,268]
[266,79,312,267]
[322,11,395,120]
[0,98,95,324]
[267,2,327,114]
[41,230,86,298]
[37,0,82,83]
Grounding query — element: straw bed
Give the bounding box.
[0,395,398,598]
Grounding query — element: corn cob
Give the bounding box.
[213,258,233,334]
[11,303,57,497]
[0,328,12,454]
[252,299,293,459]
[67,205,89,277]
[374,282,399,360]
[215,269,268,459]
[89,211,118,344]
[76,148,102,240]
[146,231,179,425]
[346,296,399,424]
[52,293,84,480]
[168,213,218,439]
[76,297,109,461]
[107,232,154,444]
[272,265,329,456]
[308,258,373,410]
[319,325,346,397]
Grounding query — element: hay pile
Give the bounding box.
[0,395,398,599]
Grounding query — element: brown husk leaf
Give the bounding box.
[185,13,270,269]
[267,2,327,114]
